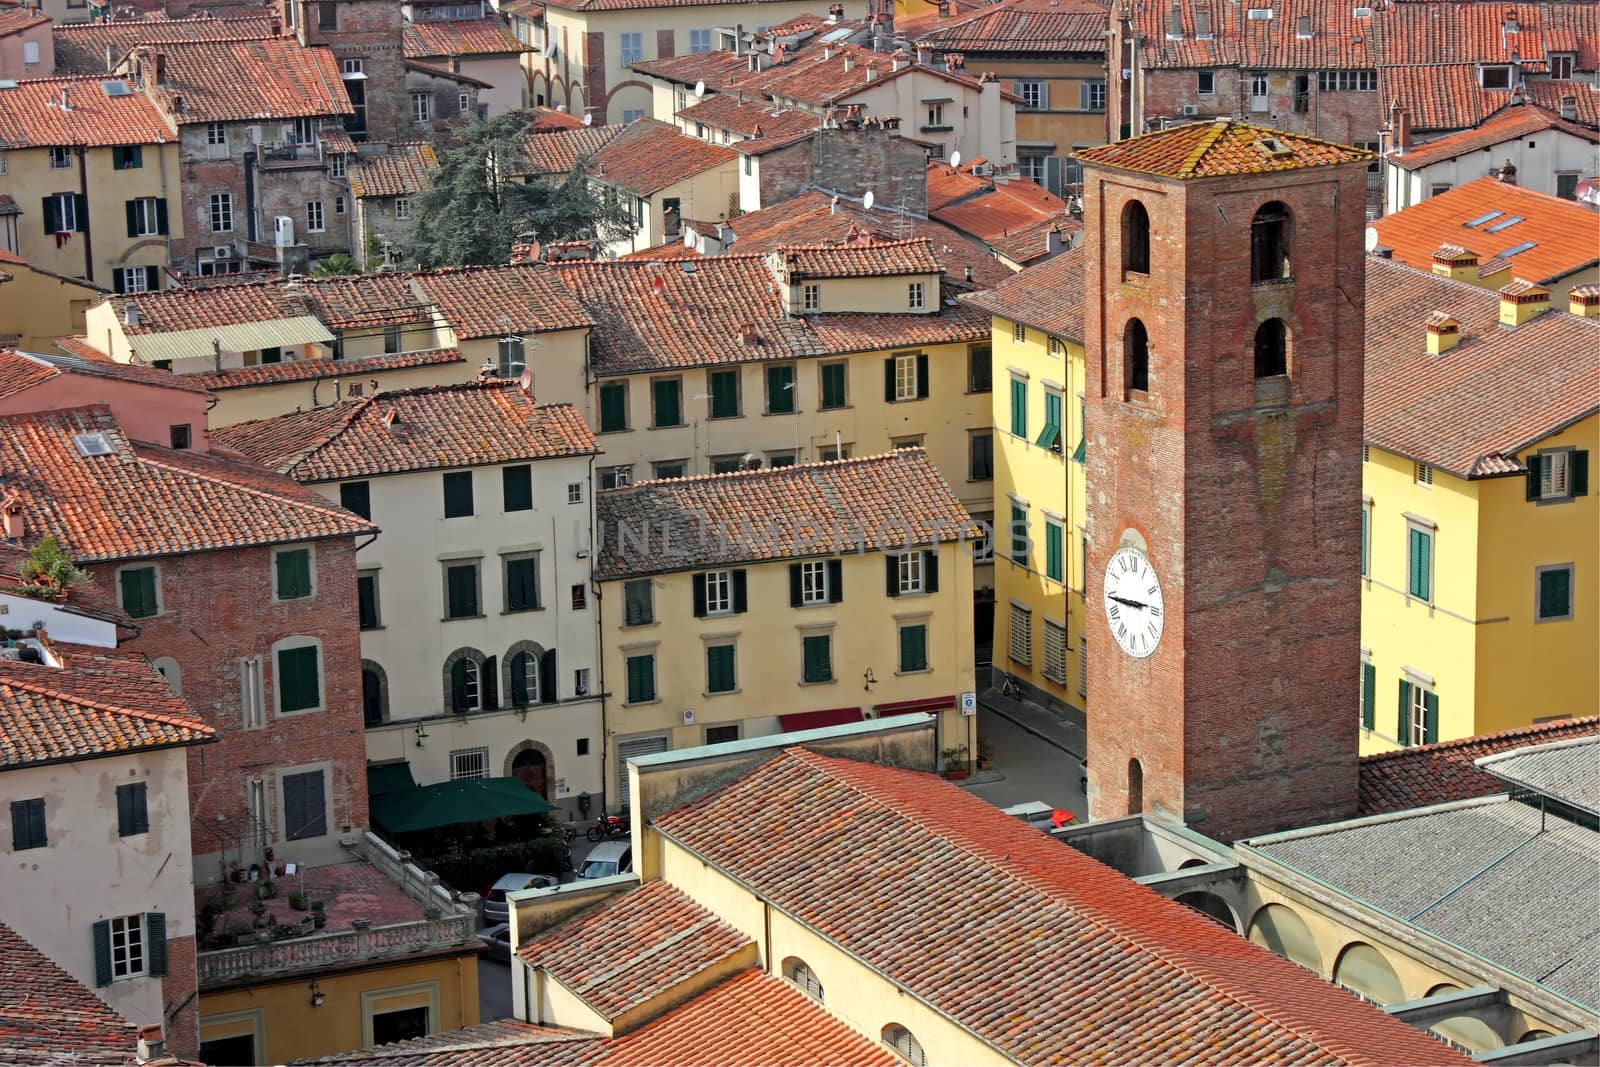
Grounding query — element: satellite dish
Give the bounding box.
[683,230,695,248]
[949,150,961,167]
[863,190,875,211]
[1363,226,1378,252]
[518,366,534,394]
[582,112,594,126]
[694,80,706,98]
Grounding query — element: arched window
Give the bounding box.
[1254,318,1288,378]
[1124,318,1150,395]
[151,656,182,695]
[1251,202,1291,282]
[782,957,823,1001]
[443,647,489,713]
[1248,903,1322,973]
[361,660,388,726]
[882,1025,926,1066]
[1127,757,1144,815]
[453,658,479,712]
[503,641,550,707]
[1332,942,1404,1005]
[1122,200,1151,275]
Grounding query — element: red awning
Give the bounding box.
[873,695,956,716]
[778,707,866,733]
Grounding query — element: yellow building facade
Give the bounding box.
[0,251,104,350]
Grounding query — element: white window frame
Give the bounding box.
[395,198,411,220]
[908,281,925,310]
[897,552,925,595]
[206,122,227,146]
[802,283,820,311]
[449,747,490,780]
[108,914,145,980]
[49,192,79,232]
[459,91,472,115]
[458,657,481,711]
[1012,320,1026,344]
[118,266,153,294]
[1017,80,1046,110]
[800,560,829,605]
[704,569,733,614]
[330,154,347,179]
[1407,680,1429,746]
[567,482,584,504]
[925,102,945,127]
[210,192,234,234]
[48,145,71,169]
[306,201,325,233]
[619,31,643,66]
[893,353,919,401]
[411,92,432,123]
[1537,450,1571,500]
[129,197,161,237]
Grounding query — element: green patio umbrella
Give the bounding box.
[369,776,554,834]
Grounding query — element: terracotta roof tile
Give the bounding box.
[292,1019,600,1066]
[594,450,970,579]
[403,56,493,87]
[0,77,173,149]
[403,17,531,58]
[111,279,308,334]
[654,748,1473,1065]
[1137,0,1380,70]
[545,0,803,13]
[1363,256,1599,476]
[589,119,736,197]
[629,50,748,89]
[927,163,1067,243]
[527,104,581,130]
[914,0,1107,53]
[964,243,1085,334]
[1370,176,1600,287]
[1381,64,1509,133]
[300,273,432,330]
[780,237,941,278]
[347,142,437,198]
[0,348,211,396]
[1526,79,1600,125]
[1382,1,1599,70]
[136,37,352,124]
[741,43,1012,108]
[214,380,596,481]
[0,919,142,1063]
[1076,118,1372,179]
[1360,717,1600,816]
[518,125,622,176]
[1393,103,1599,170]
[192,347,466,390]
[51,14,277,75]
[0,641,215,769]
[413,263,593,338]
[519,881,754,1019]
[0,4,48,39]
[0,405,374,562]
[674,97,819,155]
[985,214,1078,265]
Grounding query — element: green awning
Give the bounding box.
[367,761,417,797]
[369,776,554,835]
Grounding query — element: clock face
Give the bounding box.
[1103,547,1165,659]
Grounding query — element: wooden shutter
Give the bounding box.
[125,200,139,237]
[42,196,61,235]
[1572,451,1589,497]
[74,194,88,232]
[788,564,802,607]
[509,652,529,706]
[884,357,896,401]
[1397,679,1411,742]
[916,354,929,398]
[451,658,470,711]
[287,771,327,839]
[11,801,29,850]
[692,573,708,617]
[155,198,169,235]
[826,559,843,603]
[1423,691,1439,744]
[144,266,160,292]
[482,655,499,710]
[92,920,112,987]
[1361,662,1376,730]
[278,647,318,711]
[117,783,147,836]
[540,649,557,703]
[732,570,748,613]
[145,913,168,977]
[924,550,939,592]
[1526,456,1542,500]
[885,554,900,597]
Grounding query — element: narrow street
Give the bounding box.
[962,704,1086,822]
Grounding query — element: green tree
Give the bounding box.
[309,253,362,277]
[403,113,635,267]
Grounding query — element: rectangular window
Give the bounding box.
[708,369,740,418]
[568,483,584,504]
[898,623,928,673]
[897,551,925,595]
[1079,80,1106,111]
[1008,603,1031,666]
[892,353,921,401]
[357,572,380,630]
[116,783,149,837]
[600,465,633,490]
[274,548,312,600]
[1529,449,1589,502]
[1360,504,1370,578]
[1536,564,1574,622]
[1556,173,1580,201]
[449,747,490,780]
[318,1,337,28]
[689,28,713,53]
[330,155,347,179]
[802,283,820,311]
[446,562,480,618]
[169,424,190,450]
[619,31,643,65]
[703,570,732,614]
[276,646,321,713]
[10,798,45,850]
[1399,680,1438,746]
[108,915,145,979]
[282,769,327,840]
[207,122,227,146]
[1043,620,1067,684]
[340,480,371,519]
[42,192,80,234]
[383,325,401,354]
[49,145,71,169]
[652,377,682,427]
[626,653,656,703]
[1010,504,1028,563]
[970,511,994,564]
[1009,377,1028,437]
[969,343,992,392]
[210,192,233,233]
[653,460,686,479]
[925,102,946,128]
[800,560,830,605]
[1017,80,1046,110]
[116,266,159,294]
[706,644,736,693]
[1407,524,1433,601]
[1415,461,1433,486]
[1036,389,1063,453]
[502,465,532,512]
[443,471,474,517]
[459,91,472,115]
[705,724,739,745]
[126,197,166,237]
[306,201,325,233]
[411,92,432,123]
[819,362,847,409]
[1045,521,1064,582]
[395,198,411,219]
[1197,70,1216,94]
[599,382,628,432]
[802,634,832,683]
[1013,321,1026,344]
[623,579,654,626]
[1360,658,1376,730]
[767,364,796,413]
[497,336,525,377]
[1550,53,1575,80]
[908,281,926,309]
[506,555,540,612]
[969,430,994,480]
[119,566,159,618]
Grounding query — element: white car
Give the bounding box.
[576,841,633,880]
[481,873,557,924]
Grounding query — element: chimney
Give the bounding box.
[1,492,23,542]
[1392,103,1412,153]
[1425,311,1461,355]
[1569,284,1600,319]
[963,264,973,282]
[1559,95,1577,121]
[830,195,840,214]
[1498,279,1550,327]
[58,86,70,111]
[948,52,963,71]
[864,62,877,81]
[382,408,399,428]
[123,302,141,327]
[135,1025,164,1064]
[738,322,757,345]
[154,52,166,84]
[843,53,855,73]
[1430,243,1479,282]
[651,276,665,297]
[1497,159,1518,184]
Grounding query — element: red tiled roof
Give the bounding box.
[897,0,993,42]
[544,0,806,12]
[291,1019,600,1066]
[0,641,215,769]
[1382,1,1599,70]
[111,279,307,334]
[964,243,1085,335]
[518,125,622,176]
[1360,717,1600,816]
[403,17,531,58]
[589,119,737,197]
[629,50,748,90]
[594,450,970,579]
[1363,256,1599,477]
[301,273,433,330]
[51,14,277,75]
[674,97,819,156]
[985,214,1078,266]
[52,335,114,360]
[215,380,596,481]
[914,0,1107,53]
[519,881,754,1019]
[654,747,1473,1065]
[0,77,173,149]
[927,163,1067,243]
[0,919,142,1062]
[1526,79,1600,126]
[404,57,493,87]
[0,405,374,562]
[528,104,581,130]
[1382,64,1509,133]
[347,142,437,198]
[1076,118,1372,179]
[192,348,466,390]
[413,264,593,338]
[137,37,352,124]
[1370,176,1600,287]
[0,348,211,396]
[742,43,1014,108]
[1393,102,1600,169]
[780,237,941,279]
[1136,0,1380,70]
[0,4,48,39]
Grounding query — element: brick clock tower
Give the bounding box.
[1077,121,1372,841]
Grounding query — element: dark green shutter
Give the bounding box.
[42,196,61,235]
[358,575,378,629]
[826,559,843,603]
[451,659,470,711]
[341,480,371,519]
[710,370,738,418]
[1361,662,1376,730]
[120,568,155,618]
[1010,378,1027,437]
[144,266,160,291]
[540,649,557,703]
[707,645,735,692]
[732,570,747,613]
[126,200,139,237]
[900,625,926,672]
[145,913,167,977]
[885,554,900,597]
[276,550,309,599]
[92,920,112,987]
[915,354,929,398]
[278,646,319,711]
[155,198,169,235]
[1398,679,1411,743]
[599,383,626,432]
[653,379,681,426]
[443,471,473,517]
[1423,691,1439,744]
[508,557,538,611]
[482,655,499,710]
[1572,451,1589,497]
[821,363,845,409]
[767,365,794,413]
[1527,456,1542,500]
[692,573,708,617]
[448,565,478,617]
[789,564,802,607]
[113,269,126,294]
[884,357,896,402]
[117,783,147,836]
[74,194,88,232]
[502,465,533,511]
[924,550,939,592]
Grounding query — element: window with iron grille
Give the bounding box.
[1008,603,1031,666]
[450,747,490,780]
[1043,620,1067,684]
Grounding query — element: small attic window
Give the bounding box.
[1484,215,1524,233]
[1247,7,1273,19]
[1352,5,1372,17]
[1479,65,1512,89]
[100,80,132,97]
[73,432,115,456]
[1464,210,1503,227]
[1254,137,1294,159]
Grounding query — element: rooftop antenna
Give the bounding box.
[694,79,706,98]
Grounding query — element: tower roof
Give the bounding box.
[1075,119,1373,180]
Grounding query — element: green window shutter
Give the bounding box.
[599,383,627,432]
[1572,451,1589,497]
[1010,378,1027,437]
[278,646,320,711]
[627,655,655,702]
[732,570,748,612]
[1010,505,1027,562]
[357,575,378,629]
[885,554,900,597]
[447,565,478,617]
[803,635,831,682]
[143,266,160,292]
[502,465,533,512]
[1408,528,1431,600]
[1423,691,1439,744]
[826,559,843,603]
[120,568,156,618]
[1036,392,1063,451]
[509,652,531,706]
[821,363,846,409]
[1361,662,1376,730]
[692,573,707,617]
[443,471,473,517]
[767,365,795,413]
[1398,679,1411,742]
[1526,456,1543,501]
[710,370,739,418]
[788,564,802,607]
[653,379,681,426]
[1538,567,1571,620]
[900,625,927,672]
[1071,435,1085,463]
[884,357,897,402]
[42,196,61,235]
[92,920,112,987]
[1360,508,1369,577]
[145,913,167,977]
[915,353,929,398]
[507,557,538,611]
[1045,524,1063,581]
[450,659,470,711]
[707,645,735,692]
[924,549,939,592]
[74,194,88,232]
[116,783,147,836]
[276,549,310,599]
[155,198,169,235]
[125,200,139,238]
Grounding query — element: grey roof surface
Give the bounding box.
[1252,798,1600,1010]
[1476,737,1600,817]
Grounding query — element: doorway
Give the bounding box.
[512,747,548,798]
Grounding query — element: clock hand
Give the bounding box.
[1108,594,1148,610]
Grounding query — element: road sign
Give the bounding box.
[959,691,977,716]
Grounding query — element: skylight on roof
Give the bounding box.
[820,26,853,42]
[1464,210,1503,227]
[100,80,132,97]
[1484,215,1525,232]
[1501,241,1536,257]
[72,432,114,457]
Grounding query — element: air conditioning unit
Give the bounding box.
[249,125,264,144]
[1182,104,1199,116]
[274,215,295,246]
[212,245,233,259]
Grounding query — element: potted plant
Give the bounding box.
[941,745,970,781]
[311,901,326,929]
[289,891,308,911]
[976,735,995,770]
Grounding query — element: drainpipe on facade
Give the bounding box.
[76,145,94,282]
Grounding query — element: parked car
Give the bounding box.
[481,873,557,924]
[477,922,513,964]
[576,841,633,880]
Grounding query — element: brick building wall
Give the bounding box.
[1083,155,1366,842]
[163,933,199,1058]
[759,127,931,216]
[171,123,250,272]
[91,538,369,877]
[291,0,409,143]
[1142,67,1384,149]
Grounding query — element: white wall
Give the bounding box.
[1386,127,1600,213]
[0,593,118,647]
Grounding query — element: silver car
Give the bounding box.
[576,841,633,880]
[477,922,513,964]
[481,873,557,924]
